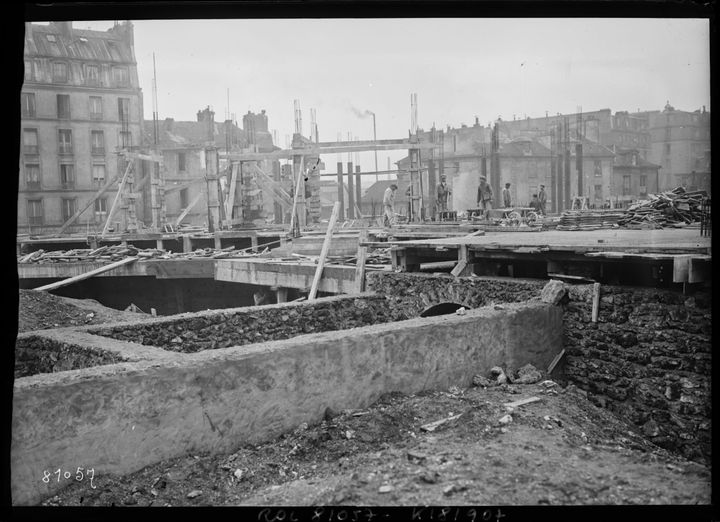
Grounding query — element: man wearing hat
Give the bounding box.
[383,183,398,227]
[436,174,451,213]
[502,182,512,208]
[477,176,493,219]
[538,184,547,215]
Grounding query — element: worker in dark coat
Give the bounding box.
[538,184,547,215]
[502,182,512,208]
[477,176,493,220]
[436,175,451,212]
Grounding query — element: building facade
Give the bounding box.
[19,21,144,234]
[646,103,711,193]
[612,149,662,203]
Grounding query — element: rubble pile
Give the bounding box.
[618,187,709,229]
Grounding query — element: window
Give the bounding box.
[622,175,631,196]
[92,164,106,186]
[665,143,671,155]
[23,129,39,155]
[60,163,75,187]
[180,188,189,208]
[178,152,186,172]
[89,96,103,120]
[91,130,105,155]
[27,199,43,225]
[452,135,457,153]
[25,164,40,189]
[52,62,68,83]
[112,66,129,87]
[21,93,36,118]
[57,94,70,119]
[118,98,130,122]
[594,184,603,201]
[61,198,76,221]
[58,129,73,154]
[119,131,132,148]
[24,60,33,81]
[639,175,647,195]
[593,160,602,177]
[94,198,107,220]
[85,64,99,86]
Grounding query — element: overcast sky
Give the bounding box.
[64,18,710,171]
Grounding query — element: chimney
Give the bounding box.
[52,21,73,39]
[109,20,134,45]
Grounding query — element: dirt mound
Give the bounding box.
[18,289,147,333]
[41,383,710,506]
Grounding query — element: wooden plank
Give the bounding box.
[547,349,566,375]
[101,161,134,238]
[353,229,369,293]
[57,174,120,234]
[175,191,204,227]
[420,413,463,432]
[503,396,542,409]
[591,282,601,322]
[308,201,341,300]
[33,257,138,292]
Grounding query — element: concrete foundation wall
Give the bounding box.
[12,300,561,505]
[93,294,408,351]
[367,272,712,464]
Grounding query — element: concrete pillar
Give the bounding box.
[276,287,288,303]
[214,234,222,250]
[251,236,258,252]
[174,285,185,313]
[205,147,220,232]
[182,235,192,252]
[156,239,163,251]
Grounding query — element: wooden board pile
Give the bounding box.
[556,210,626,231]
[618,188,709,229]
[17,244,267,264]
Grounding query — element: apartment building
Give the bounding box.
[19,21,144,234]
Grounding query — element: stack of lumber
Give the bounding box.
[556,210,625,231]
[618,188,709,229]
[18,245,267,264]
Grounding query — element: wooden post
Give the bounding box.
[591,282,601,322]
[214,233,222,250]
[182,235,192,252]
[308,201,340,300]
[175,191,204,227]
[156,239,163,250]
[251,236,259,252]
[353,228,368,293]
[33,257,137,292]
[101,161,134,238]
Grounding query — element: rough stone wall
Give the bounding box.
[563,285,711,463]
[95,295,408,352]
[366,272,712,464]
[15,336,127,378]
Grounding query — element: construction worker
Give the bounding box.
[538,184,547,215]
[383,183,398,227]
[436,175,451,213]
[477,176,493,220]
[502,182,512,208]
[529,194,542,213]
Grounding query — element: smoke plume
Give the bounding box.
[350,106,373,119]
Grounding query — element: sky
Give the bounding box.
[61,18,710,173]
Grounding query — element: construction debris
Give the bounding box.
[513,364,544,384]
[618,187,709,229]
[420,413,463,432]
[503,396,542,409]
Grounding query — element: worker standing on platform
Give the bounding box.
[529,194,542,213]
[436,175,451,213]
[383,183,398,227]
[502,182,512,208]
[477,176,493,220]
[538,184,547,215]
